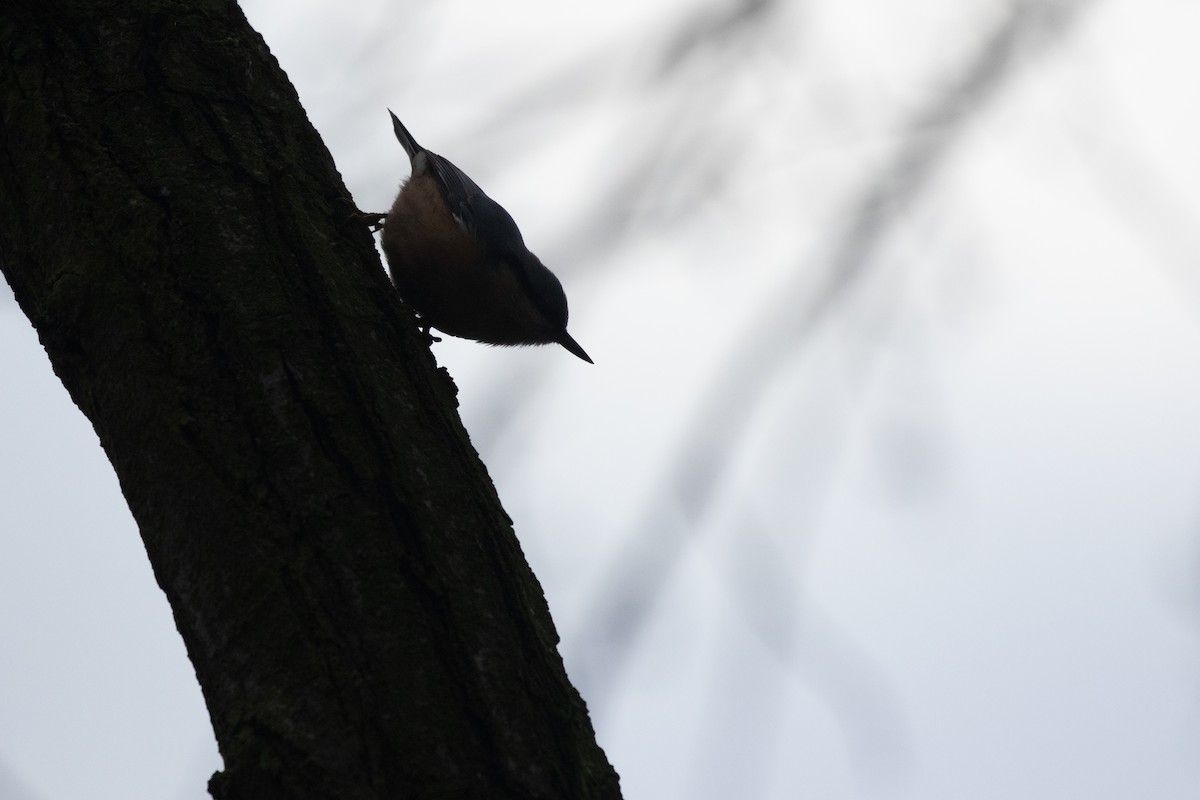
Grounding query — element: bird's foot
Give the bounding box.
[420,321,444,343]
[350,210,388,232]
[418,322,442,344]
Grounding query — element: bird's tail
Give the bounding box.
[387,109,421,164]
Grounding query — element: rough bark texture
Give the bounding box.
[0,2,621,798]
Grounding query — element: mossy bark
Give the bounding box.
[0,2,620,798]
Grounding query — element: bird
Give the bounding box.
[367,110,592,363]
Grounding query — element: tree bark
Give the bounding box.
[0,2,621,798]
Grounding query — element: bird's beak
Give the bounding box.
[557,330,593,364]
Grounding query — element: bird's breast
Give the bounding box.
[380,176,553,345]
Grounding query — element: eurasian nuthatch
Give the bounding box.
[371,110,592,363]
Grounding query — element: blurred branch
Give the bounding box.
[578,0,1096,697]
[656,0,782,74]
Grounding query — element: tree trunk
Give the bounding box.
[0,2,621,798]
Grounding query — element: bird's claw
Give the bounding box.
[418,322,442,344]
[351,210,388,232]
